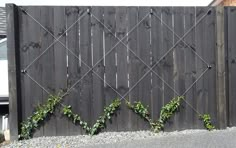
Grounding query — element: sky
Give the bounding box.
[0,0,213,7]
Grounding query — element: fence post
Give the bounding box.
[6,4,21,140]
[216,6,227,129]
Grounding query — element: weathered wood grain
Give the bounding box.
[137,7,151,130]
[103,7,118,131]
[6,4,21,140]
[184,7,196,129]
[151,7,163,121]
[79,6,92,133]
[227,7,236,126]
[91,7,105,126]
[66,6,82,135]
[128,7,139,130]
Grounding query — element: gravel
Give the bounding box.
[2,127,236,148]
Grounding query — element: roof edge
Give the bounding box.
[209,0,224,6]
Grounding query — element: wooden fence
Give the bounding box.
[6,4,236,140]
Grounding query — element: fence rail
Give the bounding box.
[6,4,236,140]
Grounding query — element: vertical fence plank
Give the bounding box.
[137,7,151,130]
[91,7,105,126]
[40,6,57,136]
[115,7,129,131]
[184,7,196,129]
[151,7,163,121]
[195,7,217,128]
[173,7,186,130]
[17,6,27,131]
[205,8,217,127]
[227,7,236,126]
[66,6,82,135]
[6,4,21,140]
[216,6,227,129]
[195,7,207,129]
[80,6,92,132]
[161,7,175,131]
[128,7,139,130]
[29,7,44,137]
[53,6,68,136]
[104,7,118,131]
[19,6,43,137]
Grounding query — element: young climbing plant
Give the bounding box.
[199,114,215,131]
[126,96,184,133]
[19,93,62,139]
[155,96,184,132]
[126,101,151,122]
[63,98,121,135]
[62,105,90,133]
[19,93,215,140]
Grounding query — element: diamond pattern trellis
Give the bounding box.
[20,6,213,118]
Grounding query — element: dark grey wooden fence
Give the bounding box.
[6,4,236,140]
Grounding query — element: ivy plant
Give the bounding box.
[155,96,184,132]
[199,114,215,131]
[20,93,216,140]
[63,98,121,135]
[126,96,184,133]
[20,93,62,139]
[90,98,121,135]
[126,101,151,122]
[62,105,90,133]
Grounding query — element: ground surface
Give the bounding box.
[2,127,236,148]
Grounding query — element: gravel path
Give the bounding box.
[3,127,236,148]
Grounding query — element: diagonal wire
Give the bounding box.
[60,51,124,98]
[181,67,209,96]
[92,9,211,116]
[179,67,210,115]
[20,7,138,100]
[151,10,210,67]
[63,13,150,96]
[120,7,213,101]
[24,72,50,94]
[92,13,179,96]
[19,7,87,71]
[21,6,211,117]
[151,8,213,115]
[118,8,212,115]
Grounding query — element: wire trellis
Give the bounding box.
[19,6,213,120]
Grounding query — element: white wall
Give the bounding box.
[0,60,8,97]
[0,0,212,6]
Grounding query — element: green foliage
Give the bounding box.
[63,98,121,135]
[126,96,183,133]
[155,96,183,132]
[19,94,62,139]
[199,114,215,131]
[62,105,90,133]
[126,101,151,122]
[90,98,121,135]
[20,92,215,140]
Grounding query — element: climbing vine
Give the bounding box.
[199,114,215,131]
[126,96,184,133]
[19,94,215,140]
[63,98,121,135]
[156,96,184,132]
[19,93,62,139]
[126,101,151,122]
[62,105,90,133]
